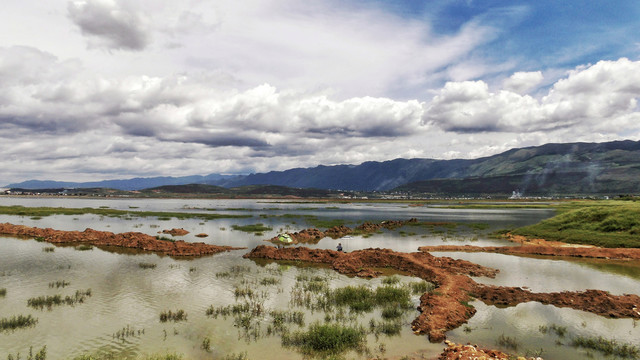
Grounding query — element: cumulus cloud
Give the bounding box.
[424,58,640,134]
[502,71,543,94]
[67,0,150,51]
[2,43,640,185]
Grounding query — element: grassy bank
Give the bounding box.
[512,200,640,248]
[0,205,252,220]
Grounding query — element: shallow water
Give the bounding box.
[1,197,639,360]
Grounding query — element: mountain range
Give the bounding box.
[7,140,640,196]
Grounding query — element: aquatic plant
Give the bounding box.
[0,288,6,297]
[48,280,70,288]
[159,309,187,322]
[6,345,47,360]
[113,324,144,341]
[260,277,280,286]
[75,244,93,251]
[222,352,249,360]
[369,319,402,336]
[497,334,519,351]
[0,314,38,332]
[572,335,640,358]
[407,281,434,295]
[138,262,157,269]
[155,235,175,242]
[231,223,273,233]
[201,336,211,352]
[380,305,403,320]
[282,322,366,355]
[27,289,92,310]
[42,247,55,252]
[381,276,400,285]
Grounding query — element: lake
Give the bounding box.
[1,197,638,360]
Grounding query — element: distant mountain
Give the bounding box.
[6,174,241,191]
[7,140,640,196]
[224,140,640,194]
[144,184,345,198]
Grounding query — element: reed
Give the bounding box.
[0,314,38,331]
[159,309,187,322]
[48,280,70,288]
[572,336,640,358]
[138,262,157,269]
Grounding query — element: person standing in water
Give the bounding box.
[337,243,343,252]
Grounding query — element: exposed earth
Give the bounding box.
[0,222,243,256]
[244,245,640,343]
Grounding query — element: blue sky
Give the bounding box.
[1,0,640,184]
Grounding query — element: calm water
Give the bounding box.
[1,197,639,360]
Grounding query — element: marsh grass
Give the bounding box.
[282,322,366,355]
[0,314,38,331]
[27,289,92,310]
[48,280,70,288]
[0,288,6,297]
[6,345,47,360]
[201,337,211,352]
[572,336,640,358]
[513,201,640,248]
[231,224,273,233]
[138,262,157,269]
[222,352,248,360]
[75,244,93,251]
[0,205,251,221]
[159,309,187,323]
[369,319,402,336]
[42,247,55,253]
[113,325,144,341]
[260,277,280,286]
[497,334,519,351]
[155,235,175,242]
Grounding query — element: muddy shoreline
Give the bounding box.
[244,245,640,343]
[0,222,244,256]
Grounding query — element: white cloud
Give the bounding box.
[424,58,640,135]
[67,0,151,51]
[502,71,543,94]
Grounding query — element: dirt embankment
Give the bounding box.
[0,223,243,256]
[244,245,640,343]
[419,232,640,261]
[161,228,190,236]
[266,218,418,244]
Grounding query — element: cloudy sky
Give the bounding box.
[2,0,640,184]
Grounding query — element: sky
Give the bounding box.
[1,0,640,184]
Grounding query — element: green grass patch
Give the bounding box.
[572,335,639,358]
[0,315,37,331]
[0,205,252,221]
[27,289,92,310]
[282,322,366,355]
[231,223,273,232]
[512,201,640,247]
[159,309,187,323]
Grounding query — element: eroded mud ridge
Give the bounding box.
[0,223,243,256]
[267,218,418,244]
[245,245,640,342]
[418,244,640,260]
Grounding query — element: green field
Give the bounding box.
[513,200,640,248]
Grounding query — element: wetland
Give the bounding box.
[1,197,639,359]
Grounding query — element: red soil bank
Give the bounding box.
[0,223,243,256]
[266,218,418,244]
[161,228,190,236]
[244,245,640,342]
[418,244,640,260]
